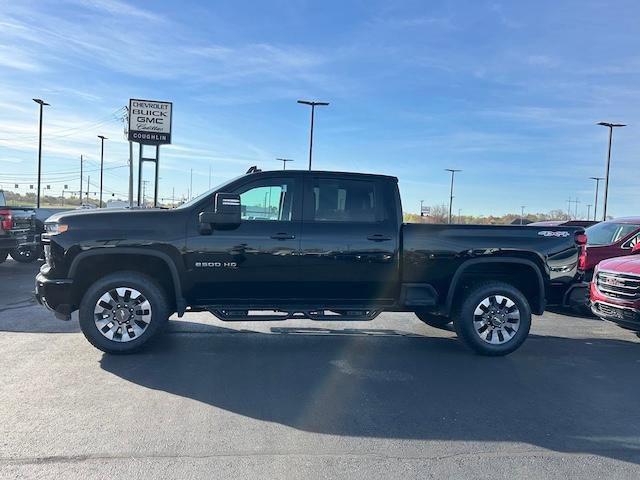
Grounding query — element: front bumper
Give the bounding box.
[561,282,590,308]
[35,272,74,321]
[591,301,640,331]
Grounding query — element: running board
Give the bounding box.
[207,308,381,322]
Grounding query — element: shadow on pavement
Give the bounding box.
[101,323,640,465]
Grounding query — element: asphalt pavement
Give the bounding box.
[1,259,640,479]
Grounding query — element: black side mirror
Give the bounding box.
[199,193,241,230]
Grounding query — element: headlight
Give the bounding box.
[44,223,68,234]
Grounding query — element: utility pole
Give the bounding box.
[574,198,580,219]
[420,200,424,217]
[520,206,526,225]
[276,158,294,170]
[189,168,193,201]
[589,176,604,221]
[445,169,462,224]
[172,187,175,208]
[86,175,90,204]
[597,122,626,220]
[79,154,83,202]
[142,180,149,206]
[33,98,49,208]
[297,100,329,170]
[458,208,462,224]
[97,135,107,208]
[587,204,592,221]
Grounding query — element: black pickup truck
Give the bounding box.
[36,170,585,356]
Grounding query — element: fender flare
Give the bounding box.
[68,248,186,316]
[445,257,546,315]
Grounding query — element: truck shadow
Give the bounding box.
[100,325,640,464]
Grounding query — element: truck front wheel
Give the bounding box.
[78,272,169,354]
[453,282,531,356]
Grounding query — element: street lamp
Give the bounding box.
[297,100,329,170]
[589,176,604,221]
[33,98,50,208]
[276,158,294,170]
[445,169,462,224]
[520,206,526,225]
[597,122,626,220]
[97,135,107,207]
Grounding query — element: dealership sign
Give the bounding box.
[128,99,172,145]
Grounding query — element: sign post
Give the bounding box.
[128,99,172,207]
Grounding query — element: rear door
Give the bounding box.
[297,175,400,305]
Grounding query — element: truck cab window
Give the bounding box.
[311,178,379,222]
[239,181,294,221]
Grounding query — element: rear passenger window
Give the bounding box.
[311,178,379,222]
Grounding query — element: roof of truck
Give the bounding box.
[247,169,398,181]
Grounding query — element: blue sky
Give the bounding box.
[0,0,638,217]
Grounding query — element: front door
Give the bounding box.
[185,175,302,305]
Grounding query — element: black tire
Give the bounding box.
[0,250,8,264]
[452,282,531,356]
[79,271,169,354]
[10,246,43,263]
[415,310,452,329]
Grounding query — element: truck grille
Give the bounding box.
[596,271,640,301]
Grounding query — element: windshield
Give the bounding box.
[176,176,240,210]
[586,222,640,246]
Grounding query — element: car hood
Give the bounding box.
[46,208,168,223]
[598,255,640,275]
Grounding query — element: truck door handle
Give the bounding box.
[271,233,296,240]
[367,234,391,242]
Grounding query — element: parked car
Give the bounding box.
[0,190,41,263]
[590,243,640,333]
[36,169,586,356]
[564,218,640,311]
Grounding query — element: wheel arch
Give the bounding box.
[445,257,546,316]
[68,248,186,316]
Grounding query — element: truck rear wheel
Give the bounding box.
[452,282,531,356]
[78,272,169,354]
[414,310,452,330]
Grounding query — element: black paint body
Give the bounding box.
[35,170,583,319]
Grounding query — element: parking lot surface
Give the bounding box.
[1,260,640,479]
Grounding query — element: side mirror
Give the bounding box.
[199,193,241,230]
[632,242,640,254]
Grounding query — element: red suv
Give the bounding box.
[590,244,640,332]
[564,217,640,309]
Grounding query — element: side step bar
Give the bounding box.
[207,308,381,322]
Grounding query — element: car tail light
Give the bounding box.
[0,209,12,231]
[576,232,588,270]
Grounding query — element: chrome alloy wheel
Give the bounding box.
[473,295,520,345]
[94,287,152,342]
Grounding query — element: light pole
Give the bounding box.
[420,200,424,217]
[276,158,294,170]
[586,204,592,221]
[297,100,329,170]
[33,99,49,208]
[589,176,604,221]
[597,122,625,220]
[79,154,83,203]
[445,169,462,224]
[97,135,107,207]
[520,206,526,225]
